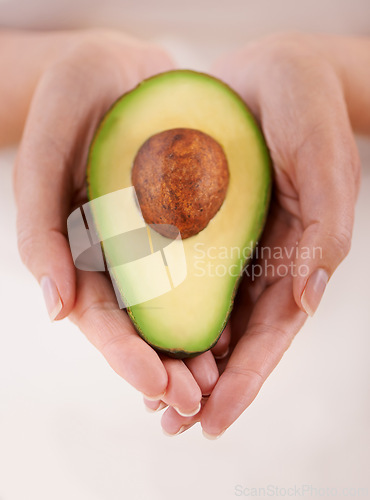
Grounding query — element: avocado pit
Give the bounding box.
[131,128,229,239]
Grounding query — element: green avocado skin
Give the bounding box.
[86,69,272,359]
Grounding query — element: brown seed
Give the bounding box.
[131,128,229,239]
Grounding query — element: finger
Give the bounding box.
[13,66,105,320]
[290,89,361,316]
[184,350,219,396]
[211,323,231,359]
[143,397,168,413]
[161,400,205,436]
[143,351,218,413]
[214,276,258,376]
[160,357,202,417]
[14,119,76,321]
[201,276,307,438]
[69,270,168,399]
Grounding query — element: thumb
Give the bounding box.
[13,70,85,320]
[14,147,76,321]
[292,113,361,316]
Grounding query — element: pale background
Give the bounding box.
[0,1,370,499]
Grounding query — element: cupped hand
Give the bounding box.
[160,34,361,437]
[13,29,222,417]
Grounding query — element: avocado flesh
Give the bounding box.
[87,70,271,357]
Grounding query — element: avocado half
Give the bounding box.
[87,70,271,358]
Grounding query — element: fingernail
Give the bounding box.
[174,402,201,417]
[202,429,225,440]
[145,401,167,413]
[162,425,186,437]
[301,268,329,317]
[142,391,166,401]
[40,276,63,321]
[214,347,229,360]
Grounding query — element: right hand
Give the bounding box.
[13,29,225,420]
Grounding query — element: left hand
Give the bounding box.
[159,33,361,437]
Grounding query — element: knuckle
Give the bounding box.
[43,57,89,88]
[225,365,264,385]
[247,322,295,352]
[261,33,322,71]
[17,229,39,269]
[43,37,108,85]
[247,321,287,339]
[326,228,352,259]
[68,36,108,62]
[98,333,126,357]
[75,300,117,327]
[41,34,123,99]
[223,365,265,409]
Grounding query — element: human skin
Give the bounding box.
[150,33,370,437]
[1,30,369,437]
[2,29,225,419]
